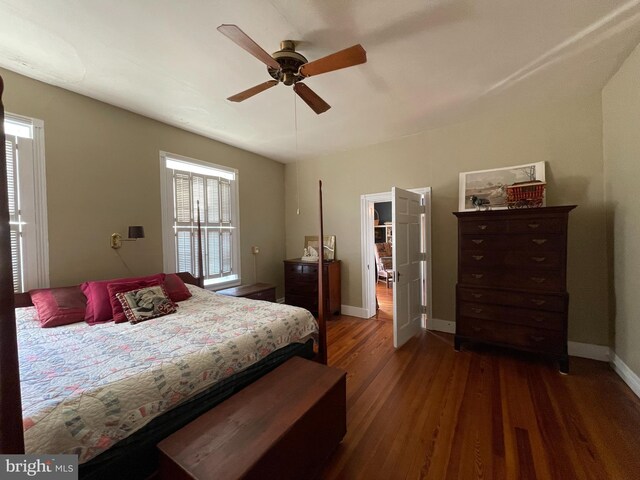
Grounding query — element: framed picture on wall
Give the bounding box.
[304,235,336,261]
[458,161,546,211]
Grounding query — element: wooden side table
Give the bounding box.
[216,283,276,302]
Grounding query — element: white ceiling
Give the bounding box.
[1,0,640,163]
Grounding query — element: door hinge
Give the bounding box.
[418,252,428,261]
[420,305,428,314]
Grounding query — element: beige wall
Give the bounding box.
[1,68,286,294]
[285,94,609,346]
[603,43,640,375]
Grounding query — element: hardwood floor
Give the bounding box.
[321,315,640,479]
[375,282,393,321]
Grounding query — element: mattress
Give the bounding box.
[16,285,318,463]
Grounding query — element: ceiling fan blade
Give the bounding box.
[299,44,367,77]
[217,24,281,70]
[294,83,331,114]
[227,80,278,102]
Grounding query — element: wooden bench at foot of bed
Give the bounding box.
[157,357,346,480]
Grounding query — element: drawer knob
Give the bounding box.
[532,238,547,245]
[472,255,484,261]
[530,335,546,342]
[478,224,488,230]
[471,239,484,245]
[531,277,546,284]
[531,299,546,306]
[471,293,483,298]
[528,223,540,229]
[472,274,484,279]
[472,307,483,314]
[531,256,547,263]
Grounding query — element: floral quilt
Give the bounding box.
[16,285,317,463]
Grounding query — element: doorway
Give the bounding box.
[360,188,432,340]
[373,200,393,320]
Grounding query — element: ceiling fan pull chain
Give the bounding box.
[294,91,300,215]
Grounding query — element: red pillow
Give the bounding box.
[107,279,164,324]
[29,286,87,328]
[163,273,192,302]
[81,273,165,324]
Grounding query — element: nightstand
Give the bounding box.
[216,283,277,302]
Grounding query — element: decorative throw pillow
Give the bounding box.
[81,273,165,324]
[163,273,192,302]
[107,279,164,324]
[29,286,87,328]
[116,285,176,324]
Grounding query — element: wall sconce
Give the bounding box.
[110,226,145,249]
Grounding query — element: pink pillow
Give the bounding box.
[29,286,87,328]
[108,279,164,324]
[163,273,192,302]
[81,273,165,324]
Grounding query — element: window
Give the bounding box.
[4,113,49,292]
[160,152,240,288]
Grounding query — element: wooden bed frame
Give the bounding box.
[0,72,328,455]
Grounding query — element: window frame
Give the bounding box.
[4,112,49,292]
[159,151,241,289]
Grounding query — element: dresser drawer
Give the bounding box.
[460,234,565,252]
[460,270,564,291]
[460,250,502,267]
[459,271,499,287]
[460,220,506,235]
[457,287,566,312]
[460,235,506,250]
[508,234,565,252]
[284,280,318,296]
[285,293,318,311]
[460,250,562,269]
[504,251,562,269]
[459,302,565,331]
[457,318,564,354]
[507,217,563,234]
[285,262,318,278]
[503,271,564,291]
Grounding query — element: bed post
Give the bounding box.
[317,180,327,365]
[0,74,26,453]
[196,200,204,288]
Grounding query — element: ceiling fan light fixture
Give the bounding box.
[218,24,367,114]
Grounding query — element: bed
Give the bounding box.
[0,72,330,478]
[14,278,318,478]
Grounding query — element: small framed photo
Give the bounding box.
[459,161,545,211]
[304,235,336,261]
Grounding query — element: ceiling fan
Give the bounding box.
[218,24,367,114]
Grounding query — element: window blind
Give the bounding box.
[5,136,22,292]
[172,167,234,282]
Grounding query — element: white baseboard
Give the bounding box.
[611,352,640,399]
[567,341,610,362]
[276,297,284,304]
[427,318,456,334]
[341,304,369,318]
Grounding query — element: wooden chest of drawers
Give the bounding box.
[284,259,341,316]
[453,206,575,373]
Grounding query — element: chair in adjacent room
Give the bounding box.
[374,242,393,288]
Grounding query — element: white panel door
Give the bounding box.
[392,187,424,348]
